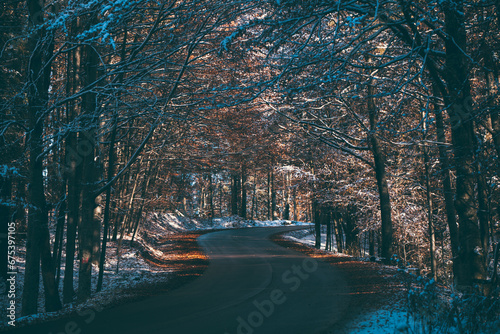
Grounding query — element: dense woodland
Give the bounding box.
[1,0,499,316]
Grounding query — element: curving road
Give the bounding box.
[11,226,350,334]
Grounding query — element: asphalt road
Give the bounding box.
[10,226,350,334]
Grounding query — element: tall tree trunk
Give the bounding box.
[23,0,61,314]
[63,22,83,304]
[96,114,117,292]
[423,142,437,281]
[444,2,487,288]
[77,32,100,302]
[367,77,393,263]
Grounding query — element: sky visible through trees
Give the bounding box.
[0,0,499,325]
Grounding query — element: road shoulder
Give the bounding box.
[270,231,409,334]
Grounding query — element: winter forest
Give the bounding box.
[1,0,499,332]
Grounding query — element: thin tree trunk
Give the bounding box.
[250,171,257,220]
[423,143,437,281]
[271,169,276,221]
[132,162,156,242]
[368,78,393,263]
[369,230,375,258]
[116,167,140,274]
[210,172,215,220]
[325,211,331,251]
[432,96,460,277]
[96,113,118,292]
[240,166,247,219]
[334,216,343,254]
[54,193,66,286]
[231,171,239,216]
[292,186,297,221]
[267,170,272,220]
[475,140,490,256]
[313,202,321,249]
[63,131,81,304]
[283,172,290,220]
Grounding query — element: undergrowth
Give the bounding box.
[402,273,499,334]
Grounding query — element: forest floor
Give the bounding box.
[1,214,412,333]
[0,228,211,330]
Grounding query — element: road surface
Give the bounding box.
[11,226,350,334]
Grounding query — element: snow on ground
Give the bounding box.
[0,232,172,329]
[148,212,312,232]
[338,308,410,334]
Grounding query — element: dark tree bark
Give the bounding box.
[475,138,491,257]
[342,207,360,256]
[267,169,272,220]
[132,161,156,242]
[96,113,117,292]
[292,186,297,221]
[63,130,81,304]
[367,77,393,263]
[270,169,276,221]
[443,2,487,287]
[209,172,215,220]
[369,230,375,258]
[77,31,100,302]
[240,166,247,219]
[325,210,332,251]
[283,172,290,220]
[313,201,321,249]
[23,0,61,315]
[63,26,83,304]
[231,171,239,216]
[334,215,344,254]
[53,193,66,286]
[250,170,257,220]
